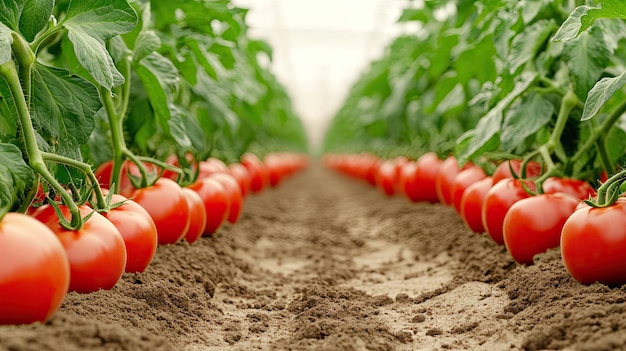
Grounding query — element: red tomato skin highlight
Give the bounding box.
[482,178,535,245]
[503,193,579,265]
[0,213,70,324]
[436,156,461,205]
[33,205,127,294]
[460,176,493,233]
[561,202,626,286]
[181,187,207,244]
[101,194,158,273]
[130,178,190,245]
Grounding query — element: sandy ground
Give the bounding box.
[1,163,626,351]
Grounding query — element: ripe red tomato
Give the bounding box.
[129,178,190,245]
[482,178,535,245]
[198,157,230,180]
[436,156,464,205]
[188,177,230,235]
[264,153,285,187]
[409,152,443,203]
[363,154,380,187]
[503,193,579,265]
[100,194,158,273]
[228,162,252,198]
[561,201,626,286]
[542,177,595,200]
[398,160,419,202]
[376,159,398,196]
[0,213,70,324]
[451,166,487,214]
[492,159,543,184]
[208,172,243,224]
[459,176,493,233]
[33,205,127,293]
[181,188,207,244]
[241,153,270,194]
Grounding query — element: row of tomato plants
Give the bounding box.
[1,151,309,325]
[324,152,624,287]
[0,0,309,326]
[321,0,626,288]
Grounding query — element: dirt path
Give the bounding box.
[2,164,626,351]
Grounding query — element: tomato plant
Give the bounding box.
[32,205,127,294]
[503,193,579,265]
[0,213,70,324]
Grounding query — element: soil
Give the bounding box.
[2,163,626,351]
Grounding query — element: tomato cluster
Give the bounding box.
[324,153,625,287]
[0,152,309,325]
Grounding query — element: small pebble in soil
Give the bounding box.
[426,328,444,336]
[411,314,426,323]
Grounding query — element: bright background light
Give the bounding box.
[232,0,418,151]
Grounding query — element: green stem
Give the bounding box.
[11,33,35,108]
[0,60,81,230]
[548,90,578,149]
[569,98,626,174]
[29,24,64,54]
[41,152,108,209]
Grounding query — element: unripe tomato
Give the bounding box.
[0,213,70,324]
[33,205,127,293]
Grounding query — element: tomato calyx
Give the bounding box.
[585,170,626,208]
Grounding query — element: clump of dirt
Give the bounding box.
[1,164,626,351]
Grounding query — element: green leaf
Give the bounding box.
[563,26,612,101]
[0,24,13,65]
[132,30,160,63]
[62,0,137,89]
[0,143,34,216]
[553,1,626,42]
[501,92,554,151]
[397,8,431,23]
[134,52,190,147]
[552,6,590,41]
[508,20,557,74]
[457,72,538,163]
[30,63,101,159]
[581,71,626,121]
[19,0,54,41]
